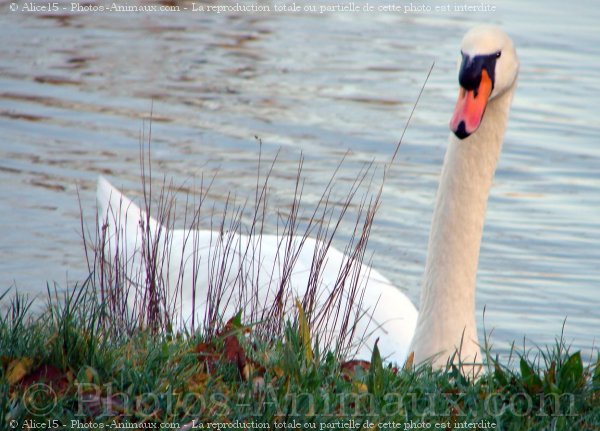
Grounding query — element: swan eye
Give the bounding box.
[495,51,502,58]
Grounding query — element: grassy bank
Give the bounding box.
[1,283,598,430]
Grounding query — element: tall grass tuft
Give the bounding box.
[91,137,385,360]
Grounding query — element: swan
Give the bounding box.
[96,25,518,370]
[96,174,418,360]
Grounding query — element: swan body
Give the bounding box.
[97,176,417,361]
[97,25,518,370]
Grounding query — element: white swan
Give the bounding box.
[96,175,418,359]
[96,25,518,369]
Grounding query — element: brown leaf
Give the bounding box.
[216,314,251,380]
[83,366,99,384]
[187,371,210,392]
[340,359,371,381]
[195,341,219,373]
[194,341,214,355]
[218,315,238,336]
[196,314,255,380]
[224,333,247,380]
[271,366,285,378]
[19,364,69,394]
[7,357,34,385]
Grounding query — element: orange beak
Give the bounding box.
[450,69,493,139]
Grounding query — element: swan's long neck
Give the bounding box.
[410,84,516,368]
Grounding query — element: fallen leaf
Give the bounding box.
[352,381,369,393]
[404,351,415,370]
[340,360,370,381]
[19,364,69,394]
[187,371,210,392]
[271,365,285,378]
[7,357,34,385]
[224,332,248,380]
[195,341,219,373]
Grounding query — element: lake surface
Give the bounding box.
[1,0,599,361]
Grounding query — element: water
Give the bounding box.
[1,1,599,360]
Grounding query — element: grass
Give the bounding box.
[0,282,599,429]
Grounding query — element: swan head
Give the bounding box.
[450,25,519,139]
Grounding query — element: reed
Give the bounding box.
[89,136,384,361]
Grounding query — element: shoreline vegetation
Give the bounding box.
[1,278,599,429]
[1,150,599,429]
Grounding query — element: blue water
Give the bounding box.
[0,0,598,360]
